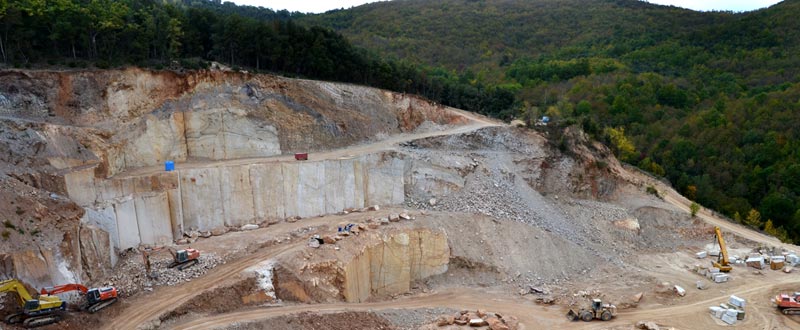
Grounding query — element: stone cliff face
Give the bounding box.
[0,68,464,288]
[274,227,449,303]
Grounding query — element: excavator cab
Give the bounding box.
[592,299,602,311]
[86,288,101,305]
[23,299,40,311]
[176,250,189,263]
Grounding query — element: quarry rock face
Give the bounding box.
[0,68,465,287]
[274,228,449,303]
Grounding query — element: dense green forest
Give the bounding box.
[2,0,800,243]
[300,0,800,243]
[0,0,512,115]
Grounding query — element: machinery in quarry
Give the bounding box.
[141,246,201,278]
[39,283,118,313]
[712,226,732,272]
[775,292,800,315]
[0,279,66,328]
[566,298,617,322]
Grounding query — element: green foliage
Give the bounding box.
[603,127,637,163]
[690,202,700,217]
[3,220,14,229]
[1,230,8,240]
[744,209,763,229]
[646,185,660,198]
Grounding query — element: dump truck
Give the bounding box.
[566,298,617,322]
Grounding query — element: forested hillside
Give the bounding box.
[2,0,800,243]
[299,0,800,243]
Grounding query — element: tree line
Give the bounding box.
[0,0,513,116]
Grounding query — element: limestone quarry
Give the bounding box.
[0,68,799,330]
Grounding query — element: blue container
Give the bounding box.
[165,160,175,171]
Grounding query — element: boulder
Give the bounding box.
[429,198,437,206]
[632,292,644,302]
[469,318,488,327]
[488,318,509,330]
[369,205,380,211]
[389,214,400,222]
[436,315,455,326]
[368,223,380,229]
[322,235,336,244]
[454,319,468,326]
[211,227,228,236]
[696,280,709,290]
[399,212,411,220]
[200,231,212,238]
[379,217,390,225]
[477,309,487,318]
[503,316,519,330]
[240,224,259,231]
[636,321,660,330]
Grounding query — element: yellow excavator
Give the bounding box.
[0,279,66,328]
[712,226,732,272]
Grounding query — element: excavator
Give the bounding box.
[39,283,118,313]
[0,279,66,328]
[712,226,732,272]
[141,246,200,278]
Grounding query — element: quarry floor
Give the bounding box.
[61,205,798,330]
[22,106,800,330]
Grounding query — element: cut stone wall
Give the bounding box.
[71,152,407,250]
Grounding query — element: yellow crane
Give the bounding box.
[712,226,732,272]
[0,279,66,328]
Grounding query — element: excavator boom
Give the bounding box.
[713,226,732,272]
[0,279,66,327]
[40,283,88,295]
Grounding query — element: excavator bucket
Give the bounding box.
[566,309,579,321]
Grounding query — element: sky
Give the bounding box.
[230,0,783,14]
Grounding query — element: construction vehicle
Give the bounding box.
[566,298,617,322]
[39,283,118,313]
[775,292,800,315]
[0,279,66,328]
[141,246,200,278]
[712,226,732,272]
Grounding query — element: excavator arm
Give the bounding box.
[713,226,732,272]
[40,283,89,296]
[0,279,36,307]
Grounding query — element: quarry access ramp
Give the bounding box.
[115,108,500,179]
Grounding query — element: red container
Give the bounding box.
[294,153,308,161]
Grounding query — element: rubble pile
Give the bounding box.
[106,252,224,296]
[433,309,519,330]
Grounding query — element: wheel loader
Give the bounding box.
[566,298,617,322]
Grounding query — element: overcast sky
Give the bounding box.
[230,0,783,14]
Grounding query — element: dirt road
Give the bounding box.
[116,108,500,179]
[102,242,302,330]
[168,274,800,330]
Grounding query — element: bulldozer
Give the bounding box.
[566,298,617,322]
[141,246,200,278]
[0,279,66,328]
[40,283,118,313]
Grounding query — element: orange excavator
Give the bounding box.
[141,246,200,278]
[39,284,118,313]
